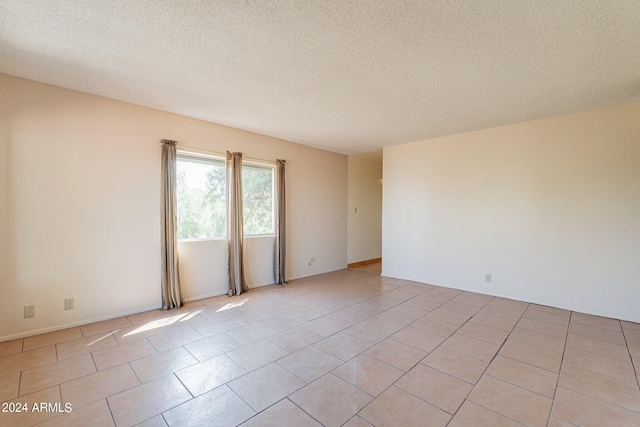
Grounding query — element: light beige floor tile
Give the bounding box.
[0,346,57,377]
[343,319,396,345]
[499,341,563,373]
[241,398,322,427]
[37,399,114,427]
[558,364,640,412]
[359,385,450,427]
[523,308,570,327]
[61,364,140,410]
[448,401,524,427]
[442,334,500,362]
[225,322,279,345]
[0,372,20,402]
[266,327,323,353]
[326,308,372,326]
[470,313,518,332]
[364,339,426,371]
[228,363,305,412]
[183,332,243,362]
[440,301,482,316]
[0,386,62,426]
[571,312,621,331]
[390,327,446,352]
[623,328,640,345]
[290,373,372,427]
[426,308,472,325]
[260,312,307,331]
[366,312,414,332]
[547,417,577,427]
[457,322,510,345]
[80,317,133,338]
[552,387,640,427]
[92,339,157,371]
[508,327,566,353]
[621,320,640,332]
[135,415,168,427]
[410,316,460,337]
[422,346,489,385]
[163,384,255,426]
[479,304,526,321]
[291,302,336,320]
[277,346,342,383]
[342,415,374,427]
[227,308,272,325]
[566,333,630,362]
[562,347,636,384]
[313,332,373,361]
[385,303,429,320]
[527,304,569,317]
[299,317,347,337]
[486,356,558,398]
[145,325,204,353]
[0,339,23,358]
[333,354,404,397]
[175,353,247,396]
[130,347,198,383]
[487,297,528,310]
[23,328,83,352]
[227,339,289,371]
[468,375,552,427]
[396,364,472,414]
[403,297,443,312]
[568,322,625,345]
[19,353,96,396]
[517,318,567,339]
[452,292,494,307]
[191,316,243,337]
[112,319,169,344]
[108,374,190,427]
[56,332,119,361]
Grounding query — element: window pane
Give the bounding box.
[177,156,226,239]
[242,165,274,235]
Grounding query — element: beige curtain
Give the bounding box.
[227,151,248,296]
[275,159,286,285]
[160,139,183,309]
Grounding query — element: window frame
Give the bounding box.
[241,159,276,238]
[175,150,227,242]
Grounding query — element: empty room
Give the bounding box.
[1,1,639,426]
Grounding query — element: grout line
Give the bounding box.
[546,310,573,426]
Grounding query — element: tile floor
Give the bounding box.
[1,269,639,426]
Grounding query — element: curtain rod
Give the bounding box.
[175,145,278,165]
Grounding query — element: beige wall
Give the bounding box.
[0,74,348,341]
[383,103,640,322]
[347,154,382,264]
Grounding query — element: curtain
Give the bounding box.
[227,151,248,296]
[275,159,287,285]
[160,139,183,309]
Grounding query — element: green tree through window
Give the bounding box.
[243,165,274,235]
[176,155,274,240]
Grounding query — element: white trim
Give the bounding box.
[379,273,640,324]
[0,304,161,342]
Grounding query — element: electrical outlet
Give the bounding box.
[485,274,492,283]
[24,305,35,318]
[64,298,74,310]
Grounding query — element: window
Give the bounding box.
[176,153,274,240]
[176,155,226,240]
[242,164,274,235]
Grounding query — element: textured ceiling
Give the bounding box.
[2,1,640,154]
